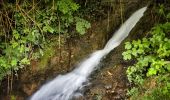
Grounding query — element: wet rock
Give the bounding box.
[104,84,112,89]
[113,95,122,100]
[23,83,37,96]
[72,93,84,100]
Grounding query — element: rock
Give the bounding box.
[104,84,112,89]
[23,83,37,96]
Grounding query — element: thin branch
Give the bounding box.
[16,4,45,40]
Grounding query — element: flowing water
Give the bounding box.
[30,7,147,100]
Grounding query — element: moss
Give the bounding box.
[10,95,16,100]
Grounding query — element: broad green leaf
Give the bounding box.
[147,68,157,76]
[132,48,137,56]
[122,51,132,60]
[20,58,30,65]
[75,17,91,35]
[125,42,132,49]
[11,58,17,66]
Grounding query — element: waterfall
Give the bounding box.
[30,7,147,100]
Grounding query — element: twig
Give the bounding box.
[17,4,45,41]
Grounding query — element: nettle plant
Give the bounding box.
[0,0,90,80]
[122,22,170,84]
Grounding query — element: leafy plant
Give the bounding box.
[0,0,91,80]
[123,4,170,100]
[123,22,170,84]
[75,17,91,35]
[127,87,139,98]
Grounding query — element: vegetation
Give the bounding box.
[1,0,170,99]
[0,0,91,80]
[122,4,170,99]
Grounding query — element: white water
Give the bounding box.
[30,7,147,100]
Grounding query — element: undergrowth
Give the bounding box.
[0,0,91,81]
[122,4,170,100]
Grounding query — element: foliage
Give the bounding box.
[129,75,170,100]
[77,0,107,21]
[142,88,170,100]
[127,87,139,99]
[123,4,170,100]
[0,0,91,80]
[75,17,91,35]
[122,21,170,84]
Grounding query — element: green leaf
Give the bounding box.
[12,42,18,48]
[166,13,170,19]
[125,42,132,49]
[75,17,91,35]
[20,58,30,65]
[0,57,7,68]
[12,30,20,39]
[137,49,144,54]
[43,25,54,33]
[11,58,17,66]
[19,45,25,53]
[39,49,44,56]
[122,51,132,60]
[57,0,79,14]
[132,48,137,56]
[23,28,30,34]
[147,68,157,76]
[165,64,170,71]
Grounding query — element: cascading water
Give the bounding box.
[30,7,147,100]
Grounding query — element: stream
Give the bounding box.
[30,6,147,100]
